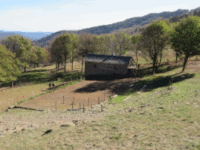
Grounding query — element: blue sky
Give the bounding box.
[0,0,199,32]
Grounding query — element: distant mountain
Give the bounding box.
[34,7,200,48]
[0,31,53,41]
[170,7,200,22]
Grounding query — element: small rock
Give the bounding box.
[72,120,78,125]
[60,122,75,127]
[112,127,117,130]
[52,121,59,125]
[30,124,39,128]
[15,126,22,131]
[42,129,52,136]
[140,105,145,108]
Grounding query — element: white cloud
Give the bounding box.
[0,1,199,32]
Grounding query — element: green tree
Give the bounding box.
[131,34,142,68]
[50,33,78,71]
[49,37,63,70]
[1,35,32,72]
[78,33,99,71]
[140,20,170,74]
[29,46,47,68]
[170,16,200,72]
[69,34,79,71]
[104,34,116,55]
[0,45,21,87]
[114,32,131,56]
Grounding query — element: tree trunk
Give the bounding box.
[152,54,157,74]
[58,63,60,70]
[72,59,74,71]
[182,55,189,72]
[37,64,39,67]
[82,57,84,72]
[175,52,179,63]
[64,56,67,72]
[24,67,26,72]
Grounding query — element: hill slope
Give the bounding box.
[1,61,200,149]
[34,9,189,48]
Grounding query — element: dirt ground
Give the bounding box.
[19,77,138,110]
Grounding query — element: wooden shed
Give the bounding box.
[84,54,136,79]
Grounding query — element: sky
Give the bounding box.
[0,0,199,32]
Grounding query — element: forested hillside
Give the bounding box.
[33,9,189,48]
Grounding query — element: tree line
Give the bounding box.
[49,15,200,74]
[0,35,48,85]
[1,15,200,85]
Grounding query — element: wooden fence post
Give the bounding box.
[98,97,100,104]
[83,103,85,112]
[72,97,74,111]
[72,100,73,111]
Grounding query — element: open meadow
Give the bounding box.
[1,59,200,149]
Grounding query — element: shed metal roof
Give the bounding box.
[84,54,133,65]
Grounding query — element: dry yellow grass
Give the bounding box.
[1,61,200,149]
[0,61,85,113]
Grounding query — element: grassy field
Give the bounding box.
[1,60,200,149]
[0,62,85,113]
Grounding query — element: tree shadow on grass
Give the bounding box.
[74,73,195,96]
[156,64,182,74]
[26,69,49,73]
[120,73,195,96]
[137,63,182,77]
[1,70,85,88]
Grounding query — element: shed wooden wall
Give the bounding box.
[85,62,128,77]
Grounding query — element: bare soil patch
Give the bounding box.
[19,77,138,110]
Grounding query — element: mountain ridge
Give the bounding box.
[0,31,53,41]
[11,7,200,47]
[33,8,191,48]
